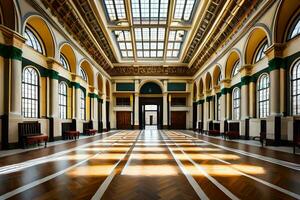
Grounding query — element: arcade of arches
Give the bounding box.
[0,0,300,199]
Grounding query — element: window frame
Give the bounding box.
[231,60,240,77]
[257,73,270,118]
[232,87,240,120]
[59,82,68,119]
[24,26,45,55]
[253,39,268,63]
[80,89,86,120]
[79,67,88,82]
[21,67,40,118]
[60,54,70,71]
[287,14,300,41]
[291,59,300,115]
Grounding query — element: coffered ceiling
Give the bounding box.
[40,0,260,76]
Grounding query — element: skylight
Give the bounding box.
[102,0,200,61]
[131,0,169,24]
[104,0,126,21]
[167,30,185,58]
[174,0,196,21]
[114,30,133,58]
[135,28,165,58]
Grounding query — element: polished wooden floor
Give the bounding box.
[0,129,300,199]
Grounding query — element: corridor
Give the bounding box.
[0,130,300,199]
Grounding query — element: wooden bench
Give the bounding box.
[208,121,220,136]
[83,122,97,136]
[224,121,240,140]
[18,122,48,148]
[62,122,79,140]
[293,119,300,154]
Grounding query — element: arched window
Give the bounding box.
[217,73,222,85]
[231,60,240,77]
[288,16,300,40]
[80,67,87,82]
[80,89,86,120]
[254,39,268,63]
[217,96,221,120]
[291,60,300,115]
[257,74,270,118]
[22,67,39,118]
[24,27,44,54]
[59,82,68,119]
[232,87,240,120]
[60,54,70,71]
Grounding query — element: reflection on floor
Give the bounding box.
[0,129,300,199]
[145,125,158,130]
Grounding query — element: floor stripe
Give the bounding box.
[170,131,300,199]
[0,131,134,200]
[0,131,124,175]
[163,130,239,200]
[180,131,300,171]
[160,131,209,200]
[91,130,142,200]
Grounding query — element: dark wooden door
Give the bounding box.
[117,111,131,129]
[171,111,186,129]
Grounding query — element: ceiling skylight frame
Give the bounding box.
[114,30,134,58]
[166,30,186,58]
[174,0,197,22]
[134,27,166,58]
[103,0,127,22]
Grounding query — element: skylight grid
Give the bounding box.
[104,0,126,21]
[131,0,169,24]
[135,28,165,58]
[167,30,185,58]
[114,30,133,58]
[174,0,196,21]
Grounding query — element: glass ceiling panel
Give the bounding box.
[104,0,126,21]
[174,0,196,21]
[167,30,185,58]
[131,0,169,25]
[114,30,134,58]
[135,28,165,58]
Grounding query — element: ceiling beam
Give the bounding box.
[163,0,176,61]
[124,0,137,62]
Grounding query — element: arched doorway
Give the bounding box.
[139,82,163,130]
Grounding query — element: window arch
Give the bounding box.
[22,67,39,118]
[24,26,44,54]
[291,60,300,115]
[80,67,87,82]
[254,39,268,63]
[59,82,68,119]
[288,16,300,40]
[231,60,240,77]
[232,87,240,120]
[60,54,70,71]
[80,89,86,120]
[257,74,270,118]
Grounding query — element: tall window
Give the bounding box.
[232,87,240,120]
[254,39,268,63]
[291,60,300,115]
[60,54,70,71]
[24,27,44,54]
[257,74,270,118]
[80,67,87,82]
[59,82,68,119]
[288,16,300,40]
[217,73,222,85]
[231,60,240,77]
[22,67,39,118]
[80,89,86,120]
[217,96,221,120]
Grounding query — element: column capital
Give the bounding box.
[46,57,62,70]
[265,43,285,60]
[0,25,26,49]
[240,64,253,76]
[213,85,221,93]
[220,78,231,88]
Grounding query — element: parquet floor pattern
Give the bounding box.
[0,129,300,200]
